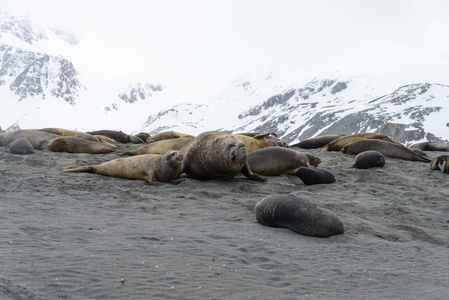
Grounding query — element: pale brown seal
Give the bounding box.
[234,133,288,153]
[0,129,60,148]
[290,134,345,149]
[180,131,266,181]
[341,139,431,162]
[321,132,399,151]
[147,131,193,143]
[350,150,386,169]
[36,137,117,154]
[114,137,194,156]
[5,138,35,155]
[254,195,344,237]
[64,151,183,182]
[247,147,321,176]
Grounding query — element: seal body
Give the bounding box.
[37,137,117,154]
[86,130,139,143]
[0,129,59,148]
[430,155,449,173]
[290,134,345,149]
[321,133,399,151]
[180,131,265,181]
[411,142,449,152]
[64,151,184,182]
[247,147,321,176]
[293,167,336,185]
[350,150,385,169]
[341,139,431,162]
[6,138,35,155]
[38,128,88,136]
[234,133,288,153]
[115,137,193,156]
[254,195,344,237]
[147,131,193,143]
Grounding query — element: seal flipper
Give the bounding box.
[241,163,267,182]
[438,161,446,172]
[63,166,96,173]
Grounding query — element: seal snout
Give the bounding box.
[229,142,247,165]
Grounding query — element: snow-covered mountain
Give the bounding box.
[139,74,449,144]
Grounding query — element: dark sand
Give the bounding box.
[1,145,449,299]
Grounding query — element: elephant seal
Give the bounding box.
[236,132,288,147]
[290,134,345,149]
[180,131,266,181]
[86,130,141,143]
[147,131,193,143]
[411,148,428,157]
[134,132,151,143]
[410,142,449,152]
[36,137,117,154]
[38,128,88,136]
[115,137,194,156]
[5,138,35,155]
[321,132,399,151]
[350,150,385,169]
[247,147,321,176]
[293,167,336,185]
[430,155,449,173]
[93,135,117,145]
[78,135,101,143]
[254,195,344,237]
[234,133,288,153]
[64,151,183,182]
[341,139,431,162]
[0,129,60,148]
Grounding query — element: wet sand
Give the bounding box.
[1,145,449,299]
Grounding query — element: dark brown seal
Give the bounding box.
[247,147,321,176]
[63,151,183,182]
[254,195,344,237]
[410,142,449,152]
[86,130,140,143]
[322,132,399,151]
[36,137,117,154]
[5,138,35,155]
[341,139,431,162]
[180,131,266,181]
[350,150,385,169]
[293,167,336,185]
[290,134,345,149]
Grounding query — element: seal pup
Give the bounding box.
[36,137,117,154]
[247,147,321,176]
[341,139,431,162]
[180,131,266,181]
[114,137,193,156]
[5,138,35,155]
[64,151,184,182]
[254,195,344,237]
[430,155,449,173]
[350,150,385,169]
[293,167,336,185]
[410,142,449,152]
[321,132,399,151]
[290,134,345,149]
[234,133,288,153]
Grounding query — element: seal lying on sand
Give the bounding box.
[5,138,35,155]
[290,134,345,149]
[64,151,183,182]
[293,167,336,185]
[410,142,449,152]
[86,130,143,144]
[114,137,194,156]
[321,133,399,151]
[234,133,288,153]
[36,137,117,154]
[341,139,431,162]
[254,195,344,237]
[180,131,266,181]
[247,147,321,176]
[350,150,386,169]
[39,128,88,136]
[146,131,193,143]
[430,155,449,173]
[0,129,60,148]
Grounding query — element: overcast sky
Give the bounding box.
[2,0,449,96]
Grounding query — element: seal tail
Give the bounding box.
[63,166,96,173]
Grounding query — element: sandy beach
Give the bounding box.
[1,143,449,299]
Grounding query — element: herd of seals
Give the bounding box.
[2,127,448,237]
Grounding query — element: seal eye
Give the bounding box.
[167,152,176,160]
[228,143,236,149]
